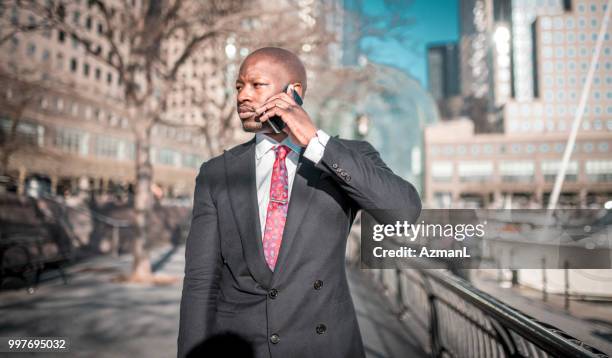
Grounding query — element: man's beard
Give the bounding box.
[241,116,273,134]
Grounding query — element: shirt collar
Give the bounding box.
[255,132,302,160]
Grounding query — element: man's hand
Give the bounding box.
[255,85,317,147]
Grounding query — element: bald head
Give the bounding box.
[241,47,307,95]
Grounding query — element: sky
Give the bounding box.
[358,0,459,89]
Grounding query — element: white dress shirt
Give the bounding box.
[255,129,330,238]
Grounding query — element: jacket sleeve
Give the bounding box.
[177,162,222,358]
[314,137,422,224]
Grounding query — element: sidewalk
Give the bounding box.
[0,245,185,358]
[472,272,612,355]
[0,245,426,358]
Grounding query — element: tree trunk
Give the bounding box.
[130,124,154,282]
[0,150,10,177]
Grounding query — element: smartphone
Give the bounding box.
[267,84,303,134]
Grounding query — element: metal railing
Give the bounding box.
[40,193,132,256]
[367,268,609,358]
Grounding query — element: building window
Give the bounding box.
[58,30,65,43]
[598,142,609,152]
[541,160,578,182]
[431,161,453,182]
[70,58,77,72]
[56,52,63,70]
[55,127,84,155]
[557,76,565,86]
[499,161,534,182]
[0,117,42,147]
[182,153,202,169]
[557,105,567,116]
[458,161,493,183]
[83,63,90,77]
[71,34,79,49]
[158,148,178,166]
[470,145,480,155]
[95,67,101,80]
[27,43,36,56]
[593,119,603,130]
[585,160,612,182]
[558,120,567,131]
[94,135,120,159]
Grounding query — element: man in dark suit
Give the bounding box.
[178,47,421,358]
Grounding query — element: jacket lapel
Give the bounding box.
[224,137,273,288]
[223,137,324,288]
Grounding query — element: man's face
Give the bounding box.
[236,56,290,133]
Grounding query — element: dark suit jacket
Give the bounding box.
[177,135,422,358]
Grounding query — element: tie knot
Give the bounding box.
[275,145,290,160]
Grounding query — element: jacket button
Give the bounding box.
[332,163,338,169]
[345,175,351,182]
[313,280,323,290]
[339,171,347,177]
[270,333,280,344]
[269,288,278,299]
[316,324,327,334]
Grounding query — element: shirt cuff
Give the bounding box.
[303,129,330,164]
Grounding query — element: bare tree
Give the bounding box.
[4,0,300,282]
[0,67,44,177]
[343,0,418,60]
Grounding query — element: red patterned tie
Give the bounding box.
[262,145,290,271]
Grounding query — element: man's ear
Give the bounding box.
[291,83,304,99]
